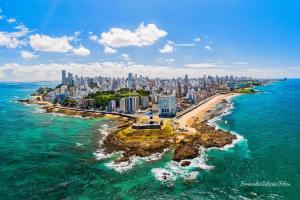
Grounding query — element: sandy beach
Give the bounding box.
[177,93,238,132]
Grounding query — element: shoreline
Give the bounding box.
[102,93,241,168]
[18,92,244,170]
[17,99,136,121]
[176,93,240,132]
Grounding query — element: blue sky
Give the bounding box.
[0,0,300,81]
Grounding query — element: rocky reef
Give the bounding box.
[42,105,105,118]
[103,120,236,165]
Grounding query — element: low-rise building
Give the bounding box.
[82,99,95,109]
[158,95,176,117]
[108,100,116,112]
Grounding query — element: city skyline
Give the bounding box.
[1,0,300,82]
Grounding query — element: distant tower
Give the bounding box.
[176,81,182,97]
[183,74,189,96]
[62,70,66,84]
[184,74,189,85]
[127,73,133,89]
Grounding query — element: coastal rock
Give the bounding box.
[42,105,106,118]
[181,161,191,167]
[173,144,199,161]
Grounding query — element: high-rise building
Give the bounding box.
[119,98,126,112]
[176,82,182,97]
[183,74,189,96]
[62,70,66,84]
[140,96,149,109]
[127,73,133,89]
[125,96,137,114]
[158,95,176,117]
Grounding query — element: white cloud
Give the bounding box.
[174,43,195,47]
[185,63,220,68]
[89,34,98,41]
[234,62,248,65]
[29,34,73,52]
[104,46,117,54]
[159,43,174,53]
[20,51,39,60]
[71,45,90,56]
[0,25,29,48]
[121,53,131,61]
[29,34,90,56]
[99,23,167,48]
[205,45,212,50]
[11,25,30,38]
[165,58,175,63]
[7,18,16,23]
[0,32,21,48]
[74,31,81,36]
[0,15,3,20]
[193,37,201,42]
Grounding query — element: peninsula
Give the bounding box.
[18,71,269,166]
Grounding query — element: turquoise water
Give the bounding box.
[0,80,299,199]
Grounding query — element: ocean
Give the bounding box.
[0,80,299,199]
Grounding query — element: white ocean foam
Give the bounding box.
[182,171,200,181]
[151,147,213,183]
[209,131,246,151]
[93,150,116,161]
[102,124,109,128]
[47,112,91,119]
[151,168,177,183]
[76,143,83,147]
[105,156,141,173]
[187,147,214,170]
[93,123,113,160]
[207,95,247,151]
[105,149,169,173]
[34,107,46,113]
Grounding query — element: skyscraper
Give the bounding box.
[62,70,66,84]
[125,96,137,114]
[127,73,133,89]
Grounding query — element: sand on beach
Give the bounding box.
[177,93,238,132]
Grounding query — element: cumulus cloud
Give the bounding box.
[99,23,167,48]
[159,43,174,53]
[0,32,21,48]
[71,45,90,56]
[74,31,80,36]
[104,46,117,54]
[29,34,90,56]
[185,63,220,68]
[0,25,29,48]
[193,37,201,42]
[174,43,195,47]
[121,53,131,61]
[7,18,16,23]
[165,58,175,63]
[205,45,212,50]
[29,34,73,52]
[20,51,39,60]
[89,34,98,41]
